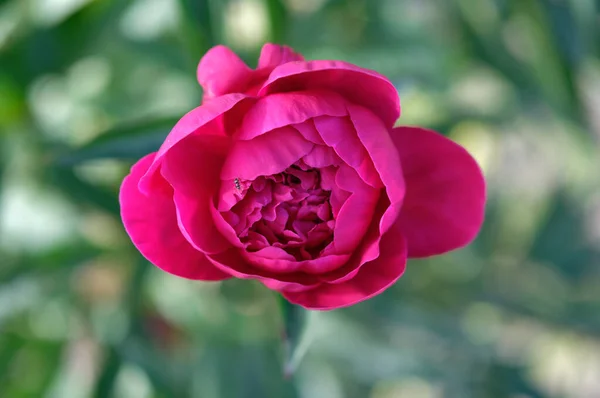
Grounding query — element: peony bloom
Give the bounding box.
[120,43,485,310]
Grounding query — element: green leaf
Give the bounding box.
[91,259,155,397]
[265,0,288,43]
[0,241,103,283]
[279,297,310,378]
[92,346,122,398]
[178,0,217,49]
[0,333,25,386]
[55,117,179,165]
[46,166,120,214]
[194,341,300,398]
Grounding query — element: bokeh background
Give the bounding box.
[1,0,600,397]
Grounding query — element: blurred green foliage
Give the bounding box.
[1,0,600,397]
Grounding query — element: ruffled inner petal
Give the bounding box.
[347,104,405,234]
[236,91,348,141]
[303,145,340,168]
[331,165,380,253]
[313,116,383,189]
[220,160,346,267]
[221,126,314,181]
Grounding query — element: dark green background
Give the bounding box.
[1,0,599,397]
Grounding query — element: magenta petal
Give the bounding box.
[259,60,400,128]
[319,167,350,217]
[302,145,340,168]
[160,134,232,254]
[283,221,407,310]
[293,120,325,145]
[120,154,231,281]
[197,45,252,99]
[320,195,390,284]
[392,127,486,258]
[209,201,245,248]
[173,192,233,254]
[257,43,304,69]
[221,126,314,181]
[160,133,228,196]
[347,104,405,234]
[236,91,348,141]
[242,246,350,274]
[298,254,351,274]
[332,165,380,253]
[313,116,382,188]
[206,249,321,292]
[139,93,251,194]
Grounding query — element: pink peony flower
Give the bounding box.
[119,43,486,310]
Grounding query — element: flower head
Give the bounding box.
[120,43,486,310]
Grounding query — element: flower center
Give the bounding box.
[223,162,336,261]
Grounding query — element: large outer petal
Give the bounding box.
[198,44,304,100]
[257,43,304,69]
[139,93,251,194]
[161,134,233,254]
[392,127,486,258]
[258,60,400,128]
[197,45,252,99]
[120,154,231,280]
[283,219,407,310]
[236,91,348,141]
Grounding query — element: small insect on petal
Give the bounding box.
[234,178,242,191]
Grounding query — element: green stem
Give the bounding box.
[279,296,309,378]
